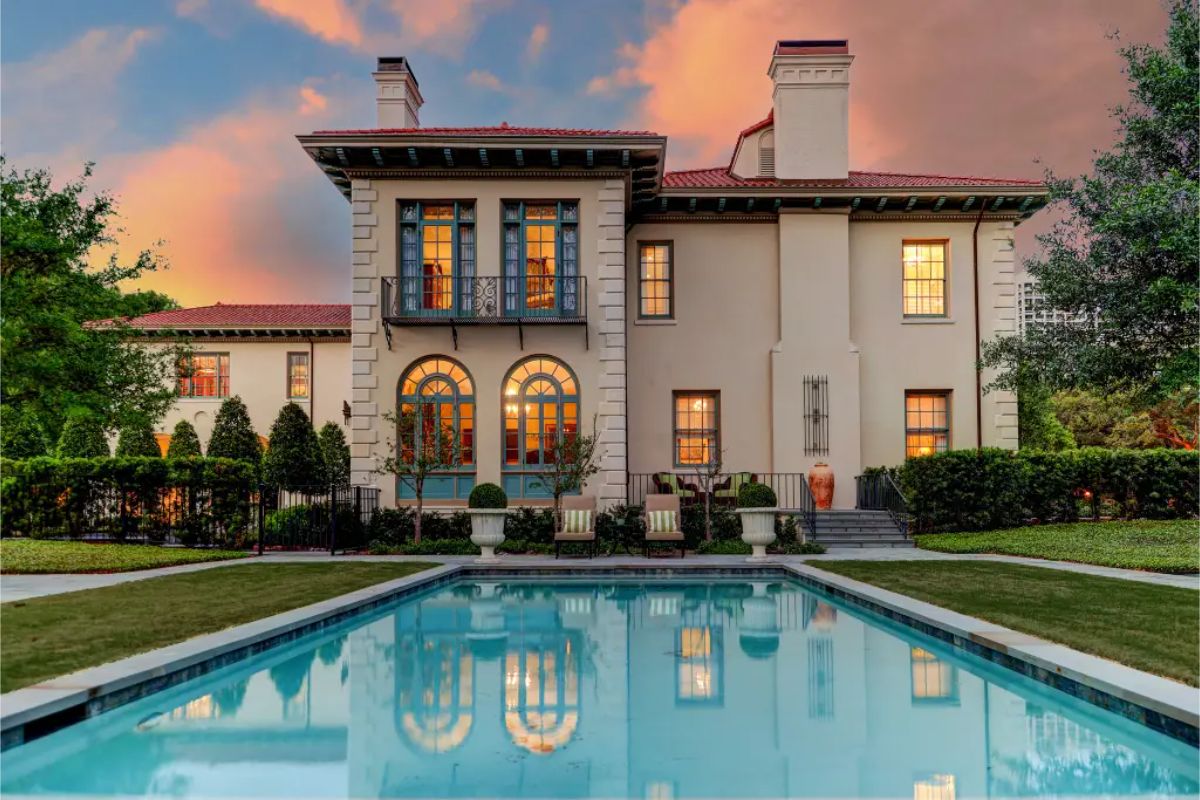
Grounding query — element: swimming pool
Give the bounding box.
[2,577,1196,798]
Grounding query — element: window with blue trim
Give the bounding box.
[502,201,578,317]
[502,356,578,498]
[397,356,475,499]
[398,202,475,317]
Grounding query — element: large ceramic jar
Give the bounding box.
[808,463,835,510]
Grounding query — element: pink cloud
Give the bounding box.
[466,68,505,91]
[253,0,364,47]
[526,22,549,61]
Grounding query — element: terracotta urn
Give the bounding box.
[808,463,835,510]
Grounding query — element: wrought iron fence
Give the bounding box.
[627,472,807,510]
[381,275,587,322]
[259,485,379,553]
[855,472,910,535]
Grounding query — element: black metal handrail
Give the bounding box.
[797,474,818,541]
[855,472,909,536]
[381,275,586,323]
[627,472,807,510]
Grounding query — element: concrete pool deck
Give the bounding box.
[2,547,1196,603]
[2,556,1197,751]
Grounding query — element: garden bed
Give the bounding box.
[0,539,250,574]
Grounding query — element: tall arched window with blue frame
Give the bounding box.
[398,201,475,318]
[502,356,578,499]
[397,356,475,500]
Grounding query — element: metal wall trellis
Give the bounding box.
[803,375,829,456]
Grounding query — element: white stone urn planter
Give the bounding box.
[734,508,778,561]
[467,509,508,562]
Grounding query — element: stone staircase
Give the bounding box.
[808,509,913,548]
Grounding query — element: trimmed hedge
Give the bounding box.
[468,482,507,509]
[1,456,258,545]
[896,447,1198,533]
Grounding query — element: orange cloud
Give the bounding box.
[385,0,489,56]
[253,0,364,47]
[526,22,549,61]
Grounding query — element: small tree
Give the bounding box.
[1,407,49,458]
[691,447,726,542]
[115,416,161,457]
[377,402,460,544]
[263,403,325,490]
[534,415,601,529]
[318,422,351,488]
[167,419,203,458]
[56,412,109,458]
[207,396,262,465]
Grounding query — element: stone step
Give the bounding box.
[814,539,915,549]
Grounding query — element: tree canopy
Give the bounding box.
[1,159,180,439]
[167,419,203,458]
[317,422,351,488]
[206,396,262,465]
[263,403,325,490]
[983,1,1198,401]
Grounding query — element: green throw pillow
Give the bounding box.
[647,509,676,533]
[562,509,592,533]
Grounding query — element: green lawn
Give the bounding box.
[0,562,437,692]
[915,520,1200,573]
[810,560,1199,685]
[0,539,251,574]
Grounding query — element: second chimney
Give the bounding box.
[374,57,423,129]
[768,40,853,180]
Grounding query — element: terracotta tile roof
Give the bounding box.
[309,124,659,137]
[90,303,352,329]
[737,110,773,139]
[662,167,1046,190]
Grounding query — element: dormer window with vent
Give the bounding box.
[759,130,775,177]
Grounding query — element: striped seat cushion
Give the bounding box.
[646,509,677,533]
[562,509,592,534]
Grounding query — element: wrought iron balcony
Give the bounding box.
[380,275,587,350]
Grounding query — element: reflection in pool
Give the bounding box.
[2,579,1196,798]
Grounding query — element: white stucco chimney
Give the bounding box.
[768,40,852,179]
[373,57,423,129]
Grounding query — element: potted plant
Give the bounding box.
[734,482,778,561]
[467,483,508,562]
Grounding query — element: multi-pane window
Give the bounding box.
[502,201,579,317]
[910,647,960,704]
[902,241,947,317]
[673,391,719,466]
[177,353,229,398]
[639,242,673,318]
[287,352,309,399]
[905,391,950,457]
[398,201,475,315]
[676,627,721,703]
[503,356,578,469]
[398,357,475,467]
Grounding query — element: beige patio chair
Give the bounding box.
[555,495,597,558]
[643,494,686,558]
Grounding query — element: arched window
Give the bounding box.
[501,356,578,498]
[758,130,775,177]
[397,356,475,499]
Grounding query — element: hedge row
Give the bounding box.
[895,448,1198,533]
[1,456,259,545]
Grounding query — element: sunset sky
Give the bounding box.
[1,0,1169,306]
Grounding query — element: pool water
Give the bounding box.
[2,578,1196,799]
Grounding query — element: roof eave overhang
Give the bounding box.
[658,184,1048,197]
[114,326,352,339]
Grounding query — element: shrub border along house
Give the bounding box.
[892,447,1198,533]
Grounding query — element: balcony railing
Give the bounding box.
[627,472,808,510]
[381,275,586,325]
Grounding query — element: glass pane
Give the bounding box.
[525,204,556,220]
[423,205,454,220]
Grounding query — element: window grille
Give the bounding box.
[803,375,829,456]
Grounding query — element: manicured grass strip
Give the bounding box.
[915,520,1200,574]
[0,540,250,574]
[0,562,437,692]
[809,560,1199,686]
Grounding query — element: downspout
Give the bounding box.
[972,205,985,450]
[309,337,316,420]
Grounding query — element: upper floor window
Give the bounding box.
[902,241,947,317]
[639,242,673,319]
[673,391,719,467]
[905,391,950,457]
[177,353,229,398]
[502,201,579,317]
[398,201,475,315]
[287,352,310,399]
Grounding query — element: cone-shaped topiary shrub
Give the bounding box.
[167,419,203,458]
[263,403,325,490]
[317,421,350,488]
[736,481,778,508]
[115,416,162,457]
[207,396,262,465]
[1,407,50,458]
[56,412,109,458]
[468,482,508,508]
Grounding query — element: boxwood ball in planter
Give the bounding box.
[735,482,778,561]
[467,483,508,561]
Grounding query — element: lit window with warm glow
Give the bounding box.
[177,353,229,398]
[502,201,579,317]
[911,647,959,703]
[676,626,721,703]
[914,774,956,800]
[639,242,673,318]
[673,392,718,467]
[902,241,947,317]
[398,201,474,315]
[287,352,310,399]
[397,358,475,500]
[905,391,950,458]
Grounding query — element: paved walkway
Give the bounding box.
[3,547,1195,602]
